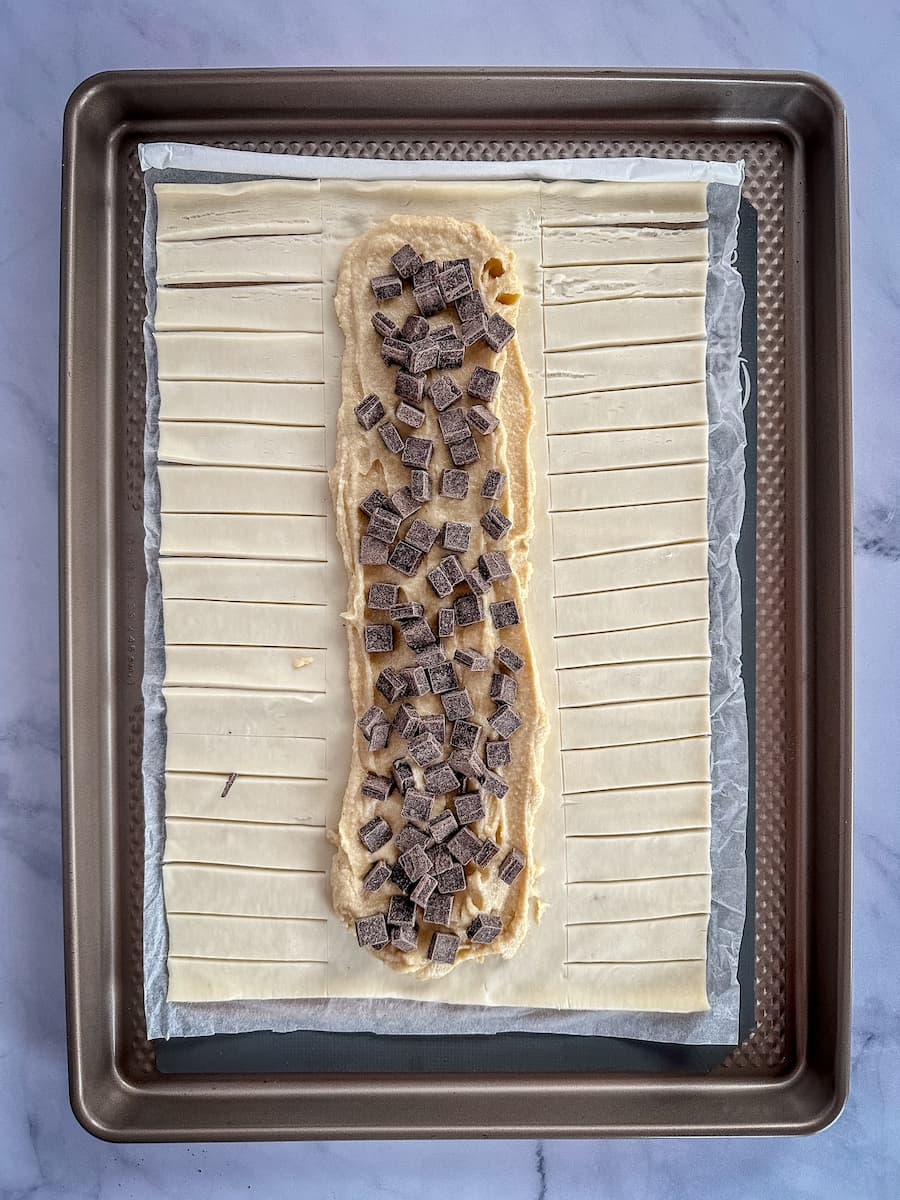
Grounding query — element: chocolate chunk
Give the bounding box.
[438,262,473,303]
[450,720,481,753]
[399,312,429,341]
[359,535,389,566]
[488,703,523,738]
[358,704,387,739]
[447,827,482,865]
[388,895,416,926]
[437,336,465,370]
[419,713,446,742]
[490,672,518,704]
[390,860,415,895]
[474,838,500,868]
[495,644,525,673]
[454,647,490,672]
[440,555,465,589]
[467,365,501,403]
[399,844,433,882]
[355,392,385,430]
[410,468,432,503]
[359,817,392,852]
[410,875,437,908]
[390,602,425,621]
[361,772,392,802]
[424,762,460,796]
[479,550,512,582]
[389,486,421,519]
[368,721,391,751]
[416,646,446,668]
[363,861,392,892]
[426,659,458,694]
[426,564,453,598]
[409,730,444,767]
[437,521,469,555]
[405,518,440,554]
[438,407,470,446]
[437,863,467,894]
[498,848,526,885]
[414,283,445,318]
[395,400,426,429]
[441,687,474,722]
[460,314,488,346]
[484,311,515,351]
[400,665,430,697]
[388,541,425,577]
[391,922,419,952]
[364,624,394,654]
[455,290,485,321]
[360,487,392,517]
[372,311,398,337]
[431,323,456,340]
[449,748,484,779]
[395,369,426,404]
[400,435,434,469]
[454,593,485,627]
[481,506,512,541]
[449,436,480,467]
[392,704,421,742]
[424,895,455,930]
[467,405,499,436]
[375,667,408,703]
[392,757,416,793]
[368,582,399,610]
[437,607,456,639]
[395,823,429,854]
[431,846,454,876]
[381,336,411,368]
[391,243,424,280]
[490,599,521,629]
[407,339,440,375]
[371,273,402,301]
[485,739,512,770]
[464,567,491,597]
[401,789,434,824]
[399,616,436,651]
[413,260,439,288]
[482,767,510,800]
[467,912,503,944]
[440,468,469,499]
[378,421,405,456]
[367,506,402,544]
[443,258,474,290]
[356,913,389,948]
[455,791,486,825]
[428,374,462,412]
[481,469,507,500]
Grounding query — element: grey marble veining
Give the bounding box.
[1,1,897,1195]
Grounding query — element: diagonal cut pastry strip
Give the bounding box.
[329,215,549,976]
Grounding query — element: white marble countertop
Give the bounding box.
[1,1,897,1195]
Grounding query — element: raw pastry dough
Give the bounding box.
[156,235,322,284]
[156,331,324,383]
[155,283,324,332]
[158,466,329,515]
[159,380,325,426]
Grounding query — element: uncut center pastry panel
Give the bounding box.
[153,178,713,1012]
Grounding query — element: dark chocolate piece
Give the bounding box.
[410,468,432,503]
[495,644,525,673]
[405,518,440,554]
[426,563,454,599]
[395,369,426,404]
[395,400,426,429]
[440,468,469,499]
[359,816,392,852]
[443,257,474,289]
[356,913,389,948]
[449,436,480,467]
[381,336,411,368]
[378,421,405,456]
[399,844,433,882]
[460,313,488,346]
[481,506,512,541]
[474,838,500,868]
[419,713,446,742]
[447,827,482,865]
[490,598,521,629]
[428,374,462,412]
[367,506,402,544]
[413,260,439,287]
[437,863,467,894]
[455,290,485,321]
[485,739,512,770]
[414,283,445,319]
[368,721,391,752]
[395,823,429,854]
[482,767,510,800]
[359,535,389,566]
[440,555,465,589]
[466,912,503,944]
[364,624,394,654]
[426,659,457,695]
[467,365,501,403]
[479,550,512,582]
[441,687,474,722]
[390,860,415,895]
[455,791,486,826]
[371,311,397,337]
[388,541,425,577]
[407,339,441,374]
[400,665,430,697]
[466,404,499,436]
[399,616,436,651]
[488,703,523,738]
[389,486,421,519]
[424,762,460,796]
[375,667,408,704]
[416,646,446,668]
[390,602,425,621]
[399,312,429,341]
[371,273,402,301]
[363,861,392,893]
[438,262,473,302]
[408,730,444,767]
[450,720,481,753]
[498,848,526,885]
[481,469,507,500]
[400,435,434,469]
[358,704,387,739]
[431,323,456,340]
[430,846,453,876]
[401,789,434,824]
[360,487,391,517]
[361,772,392,801]
[355,392,385,430]
[391,243,424,280]
[454,593,485,627]
[464,567,491,597]
[438,407,470,446]
[410,875,437,908]
[393,704,421,742]
[424,895,455,931]
[392,757,416,793]
[388,895,416,926]
[484,311,515,351]
[442,520,472,553]
[368,582,399,610]
[490,672,518,704]
[437,336,465,370]
[437,607,456,639]
[453,647,490,672]
[391,922,419,952]
[449,748,484,779]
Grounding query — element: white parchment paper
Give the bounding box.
[141,145,749,1044]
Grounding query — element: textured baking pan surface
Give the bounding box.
[59,68,852,1141]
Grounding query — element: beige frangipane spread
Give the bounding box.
[155,178,712,1012]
